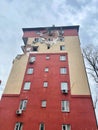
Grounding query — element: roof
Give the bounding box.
[22,25,79,32]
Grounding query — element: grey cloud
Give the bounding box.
[0,0,98,93]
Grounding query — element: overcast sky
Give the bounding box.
[0,0,98,123]
[0,0,98,88]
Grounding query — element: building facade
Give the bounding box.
[0,25,97,130]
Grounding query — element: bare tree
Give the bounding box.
[82,44,98,83]
[82,44,98,110]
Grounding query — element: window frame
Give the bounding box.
[61,82,68,92]
[43,82,48,87]
[39,123,45,130]
[60,55,66,61]
[60,45,65,51]
[44,67,49,72]
[62,124,71,130]
[19,100,27,110]
[29,56,36,63]
[27,68,34,74]
[14,122,23,130]
[23,82,31,90]
[61,100,70,112]
[41,100,47,108]
[60,67,67,74]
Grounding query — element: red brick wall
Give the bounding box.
[0,53,97,130]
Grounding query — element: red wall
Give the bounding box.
[23,29,78,38]
[0,53,97,130]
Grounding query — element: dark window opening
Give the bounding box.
[40,123,45,130]
[47,45,50,49]
[32,46,38,51]
[35,38,39,42]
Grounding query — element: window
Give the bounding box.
[44,67,49,72]
[43,82,48,87]
[41,100,47,107]
[59,37,64,42]
[46,55,50,60]
[14,122,23,130]
[61,82,68,93]
[19,100,27,110]
[62,124,71,130]
[60,68,67,74]
[60,55,66,61]
[29,56,36,63]
[27,68,33,74]
[39,123,45,130]
[60,45,65,50]
[32,46,38,51]
[47,45,50,49]
[23,82,31,90]
[34,38,39,42]
[61,101,69,112]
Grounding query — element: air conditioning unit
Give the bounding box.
[16,109,22,115]
[62,89,68,94]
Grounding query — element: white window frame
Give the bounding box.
[61,100,69,112]
[43,82,48,87]
[60,55,66,61]
[62,124,71,130]
[19,100,27,110]
[44,67,49,72]
[23,82,31,90]
[61,82,68,92]
[27,68,33,74]
[39,123,45,130]
[41,100,47,107]
[14,122,23,130]
[60,68,67,74]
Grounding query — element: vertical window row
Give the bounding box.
[19,54,70,130]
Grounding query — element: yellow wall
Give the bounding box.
[65,36,90,95]
[4,35,90,95]
[3,54,28,94]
